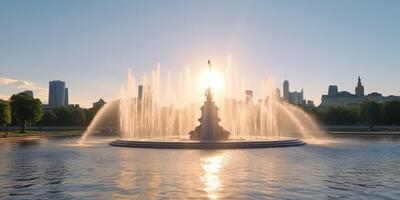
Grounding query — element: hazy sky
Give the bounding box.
[1,0,400,107]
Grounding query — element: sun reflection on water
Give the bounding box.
[201,153,227,199]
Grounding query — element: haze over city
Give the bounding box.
[1,0,400,107]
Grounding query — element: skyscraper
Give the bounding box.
[289,90,304,105]
[138,85,143,100]
[275,88,281,100]
[355,76,364,96]
[64,88,69,105]
[283,80,289,101]
[328,85,339,96]
[282,80,305,105]
[245,90,253,104]
[49,80,67,106]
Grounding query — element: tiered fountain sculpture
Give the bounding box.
[189,87,230,141]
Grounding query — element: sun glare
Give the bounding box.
[199,68,224,92]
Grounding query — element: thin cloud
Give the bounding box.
[0,77,48,101]
[0,94,10,100]
[0,77,46,91]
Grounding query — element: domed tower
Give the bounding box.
[355,76,364,96]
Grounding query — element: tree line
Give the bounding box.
[307,100,400,126]
[0,92,102,133]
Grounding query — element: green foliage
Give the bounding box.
[358,101,381,125]
[2,93,102,129]
[84,107,100,126]
[53,106,73,126]
[310,100,400,126]
[40,110,57,126]
[381,101,400,125]
[0,99,11,129]
[9,93,43,133]
[70,106,86,126]
[44,105,87,126]
[317,106,358,125]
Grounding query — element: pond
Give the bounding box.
[0,135,399,199]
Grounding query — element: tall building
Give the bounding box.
[282,80,304,105]
[320,85,363,107]
[93,98,106,109]
[138,85,143,100]
[275,88,281,100]
[138,85,152,102]
[245,90,253,104]
[355,76,364,96]
[48,80,68,106]
[283,80,289,101]
[64,88,69,105]
[307,100,315,108]
[328,85,338,96]
[318,77,400,107]
[289,90,304,105]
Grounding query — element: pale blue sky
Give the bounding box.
[1,0,400,107]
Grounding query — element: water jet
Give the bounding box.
[106,60,308,149]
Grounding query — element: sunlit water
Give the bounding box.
[1,135,399,199]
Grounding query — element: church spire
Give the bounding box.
[355,76,364,96]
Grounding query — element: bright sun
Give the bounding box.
[200,68,224,92]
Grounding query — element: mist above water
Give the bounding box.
[80,60,323,143]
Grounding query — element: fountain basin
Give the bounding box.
[110,138,305,149]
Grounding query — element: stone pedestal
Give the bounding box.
[189,88,230,141]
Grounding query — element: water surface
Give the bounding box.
[0,136,399,199]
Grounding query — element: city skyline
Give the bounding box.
[1,1,400,107]
[0,75,390,109]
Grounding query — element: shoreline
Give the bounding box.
[2,129,400,141]
[327,131,400,136]
[323,125,400,136]
[0,130,84,141]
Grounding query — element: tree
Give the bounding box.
[9,93,43,133]
[322,106,358,125]
[53,107,72,126]
[70,106,86,126]
[0,99,11,133]
[358,101,381,126]
[381,101,400,125]
[40,110,57,126]
[84,107,100,126]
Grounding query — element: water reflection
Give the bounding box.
[0,138,69,199]
[114,149,162,199]
[1,137,400,199]
[114,149,135,200]
[201,153,227,199]
[16,138,41,146]
[42,160,67,198]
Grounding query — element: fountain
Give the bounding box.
[189,87,230,141]
[105,60,309,149]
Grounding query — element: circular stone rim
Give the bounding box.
[109,138,305,149]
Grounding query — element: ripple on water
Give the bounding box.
[0,137,399,199]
